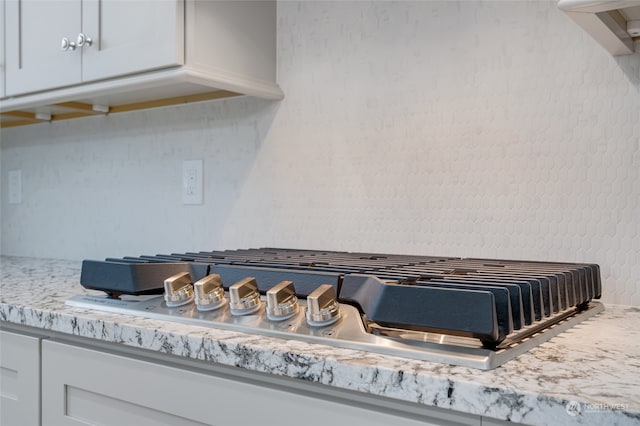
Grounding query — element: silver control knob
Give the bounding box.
[194,274,226,312]
[163,272,194,307]
[61,37,76,51]
[306,284,340,326]
[266,281,299,321]
[229,277,261,316]
[76,33,93,48]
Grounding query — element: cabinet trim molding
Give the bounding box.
[0,66,280,128]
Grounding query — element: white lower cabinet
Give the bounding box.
[1,326,499,426]
[41,340,481,426]
[0,330,41,426]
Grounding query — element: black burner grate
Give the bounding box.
[80,248,601,347]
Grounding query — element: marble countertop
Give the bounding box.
[1,256,639,425]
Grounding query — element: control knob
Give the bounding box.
[229,277,261,316]
[163,272,194,307]
[306,284,340,326]
[266,281,299,321]
[194,274,226,311]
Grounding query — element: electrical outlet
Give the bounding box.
[9,170,22,204]
[182,160,203,205]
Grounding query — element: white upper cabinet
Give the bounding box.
[1,1,282,126]
[558,0,640,55]
[5,0,183,97]
[80,0,184,82]
[5,0,83,95]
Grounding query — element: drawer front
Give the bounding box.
[42,340,478,426]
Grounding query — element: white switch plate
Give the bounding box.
[182,160,203,205]
[8,170,22,204]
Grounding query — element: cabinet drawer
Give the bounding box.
[42,340,478,426]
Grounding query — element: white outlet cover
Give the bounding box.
[182,160,203,205]
[9,170,22,204]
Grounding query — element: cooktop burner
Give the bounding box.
[67,248,604,369]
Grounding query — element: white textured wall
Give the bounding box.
[1,1,639,305]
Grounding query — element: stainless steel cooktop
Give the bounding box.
[67,248,605,369]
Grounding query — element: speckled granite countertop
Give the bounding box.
[1,256,639,425]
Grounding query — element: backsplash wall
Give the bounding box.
[1,1,639,305]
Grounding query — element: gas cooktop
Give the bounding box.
[67,248,604,369]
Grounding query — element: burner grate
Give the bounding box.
[78,248,603,352]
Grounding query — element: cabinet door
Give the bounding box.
[80,0,184,83]
[0,330,40,426]
[5,0,82,96]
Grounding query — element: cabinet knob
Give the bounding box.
[76,33,93,48]
[61,37,76,51]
